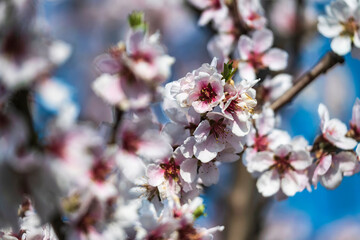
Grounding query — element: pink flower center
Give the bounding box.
[90,160,111,183]
[248,52,265,69]
[122,131,140,153]
[209,118,227,139]
[212,0,221,9]
[272,153,293,174]
[254,135,269,151]
[224,94,242,114]
[198,83,218,103]
[247,12,261,21]
[131,51,153,64]
[160,158,180,181]
[76,202,99,234]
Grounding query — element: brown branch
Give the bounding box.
[108,108,123,145]
[270,51,345,112]
[226,0,251,36]
[224,158,269,240]
[10,89,67,240]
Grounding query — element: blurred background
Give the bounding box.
[37,0,360,239]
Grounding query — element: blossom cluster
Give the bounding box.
[0,0,360,239]
[92,12,175,111]
[189,0,292,109]
[318,0,360,56]
[243,100,360,198]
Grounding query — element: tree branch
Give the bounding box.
[226,0,250,36]
[10,89,67,240]
[108,108,123,145]
[270,51,345,112]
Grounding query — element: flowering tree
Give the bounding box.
[0,0,359,239]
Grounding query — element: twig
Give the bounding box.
[224,159,269,240]
[226,0,251,36]
[10,89,67,240]
[288,0,305,74]
[10,89,39,148]
[270,51,345,112]
[108,108,123,144]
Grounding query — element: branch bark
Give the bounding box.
[108,108,123,145]
[224,158,269,240]
[10,89,67,240]
[270,51,345,112]
[226,0,250,36]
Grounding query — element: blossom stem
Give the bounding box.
[10,89,67,240]
[226,0,250,36]
[108,108,123,144]
[270,51,345,112]
[10,89,39,148]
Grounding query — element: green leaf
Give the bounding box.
[193,204,206,219]
[221,60,237,82]
[128,11,147,31]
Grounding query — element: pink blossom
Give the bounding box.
[146,148,190,198]
[251,140,312,197]
[188,0,229,26]
[350,98,360,137]
[261,74,292,102]
[207,33,235,71]
[318,0,360,56]
[318,103,357,150]
[312,151,358,189]
[237,29,288,80]
[167,58,220,110]
[180,156,220,186]
[238,0,267,30]
[135,200,178,240]
[188,71,224,113]
[162,99,201,147]
[193,112,244,163]
[93,29,174,110]
[125,30,175,83]
[220,78,258,135]
[243,107,291,173]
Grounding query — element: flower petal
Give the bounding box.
[256,169,280,197]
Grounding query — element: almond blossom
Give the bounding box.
[311,103,359,189]
[220,78,258,135]
[318,103,357,150]
[350,98,360,139]
[188,0,228,26]
[261,74,293,102]
[146,148,192,199]
[318,0,360,56]
[251,138,312,197]
[192,112,245,163]
[311,152,358,189]
[243,107,291,173]
[92,19,174,110]
[238,0,267,30]
[167,58,221,110]
[237,29,288,80]
[187,71,224,113]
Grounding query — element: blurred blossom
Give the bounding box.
[318,0,360,56]
[237,29,288,80]
[315,217,360,240]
